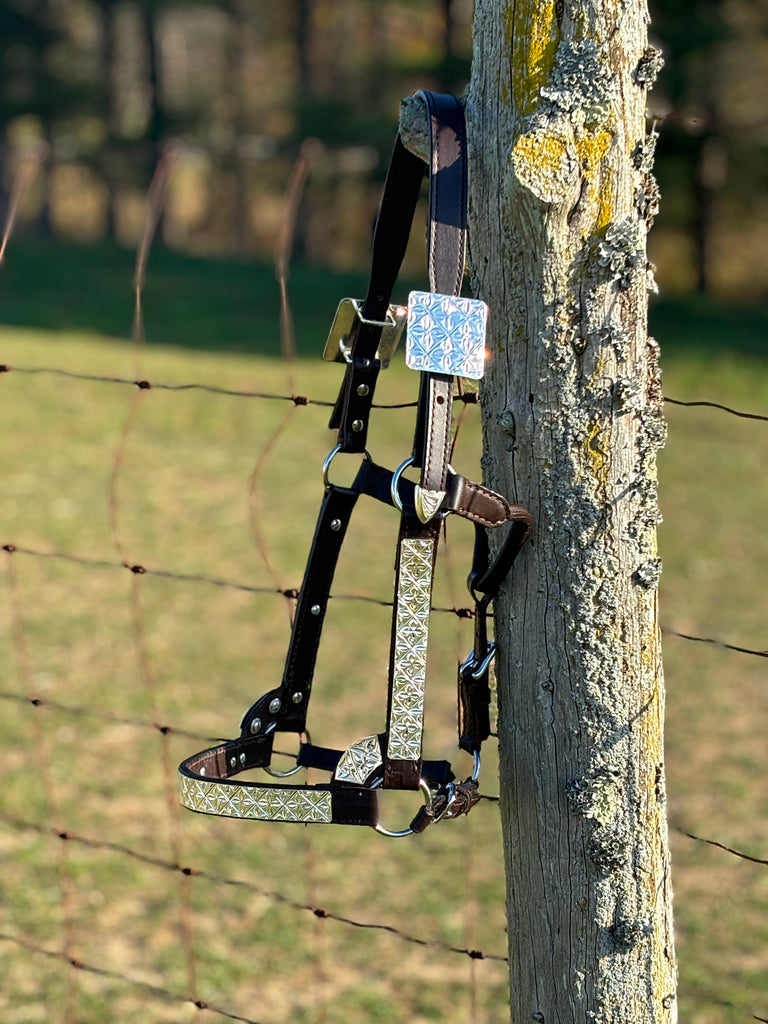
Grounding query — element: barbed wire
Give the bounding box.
[664,629,768,660]
[2,363,765,423]
[674,826,768,868]
[664,396,768,423]
[0,932,262,1024]
[0,810,507,963]
[3,543,764,662]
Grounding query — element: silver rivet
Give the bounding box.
[249,717,261,735]
[351,419,364,432]
[269,698,281,714]
[356,384,369,397]
[330,518,342,531]
[310,604,321,616]
[229,756,237,769]
[199,767,206,776]
[292,692,303,704]
[239,752,247,767]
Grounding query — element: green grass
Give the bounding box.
[0,238,767,1023]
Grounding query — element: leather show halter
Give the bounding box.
[179,92,532,836]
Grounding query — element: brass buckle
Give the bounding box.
[323,298,407,368]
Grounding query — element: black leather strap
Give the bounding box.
[329,136,426,453]
[418,90,467,296]
[238,482,358,739]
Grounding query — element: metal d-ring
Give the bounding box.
[264,731,310,778]
[389,455,414,512]
[322,444,372,490]
[373,778,433,838]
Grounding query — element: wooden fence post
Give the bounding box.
[467,1,676,1018]
[403,0,676,1018]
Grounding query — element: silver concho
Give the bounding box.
[406,291,488,380]
[334,735,383,785]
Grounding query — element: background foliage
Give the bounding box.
[0,2,766,1022]
[1,0,767,295]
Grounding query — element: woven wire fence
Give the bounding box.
[1,158,766,1024]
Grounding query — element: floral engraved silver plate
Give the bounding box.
[405,291,488,380]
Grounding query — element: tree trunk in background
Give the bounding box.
[442,0,456,62]
[465,1,677,1019]
[96,0,118,238]
[139,1,166,237]
[693,107,727,296]
[295,0,312,93]
[224,0,251,256]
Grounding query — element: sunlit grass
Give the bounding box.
[0,242,766,1021]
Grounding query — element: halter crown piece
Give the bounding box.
[178,92,532,837]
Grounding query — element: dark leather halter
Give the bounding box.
[179,92,532,836]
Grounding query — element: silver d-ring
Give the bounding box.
[322,444,371,490]
[264,731,310,778]
[322,444,342,489]
[390,455,415,512]
[471,750,481,782]
[373,778,433,838]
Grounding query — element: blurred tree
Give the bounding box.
[93,0,120,236]
[652,0,768,294]
[651,0,729,293]
[0,0,60,234]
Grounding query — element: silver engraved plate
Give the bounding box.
[334,735,383,785]
[180,775,332,823]
[387,538,434,761]
[323,298,407,368]
[414,486,446,524]
[406,291,488,380]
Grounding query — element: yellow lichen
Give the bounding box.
[511,128,578,204]
[573,127,614,234]
[585,420,609,484]
[508,0,559,115]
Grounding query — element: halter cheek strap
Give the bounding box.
[179,91,533,836]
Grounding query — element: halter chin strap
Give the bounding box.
[179,92,532,835]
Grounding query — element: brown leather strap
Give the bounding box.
[419,374,454,498]
[354,457,519,526]
[418,90,467,296]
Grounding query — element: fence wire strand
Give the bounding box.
[0,932,263,1024]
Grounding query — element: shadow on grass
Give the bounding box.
[0,237,386,358]
[649,294,768,359]
[1,237,765,359]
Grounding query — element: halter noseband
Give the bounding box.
[179,92,532,836]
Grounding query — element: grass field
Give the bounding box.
[0,239,766,1023]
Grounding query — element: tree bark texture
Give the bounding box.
[464,2,676,1020]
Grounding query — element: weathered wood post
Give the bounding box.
[404,0,676,1019]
